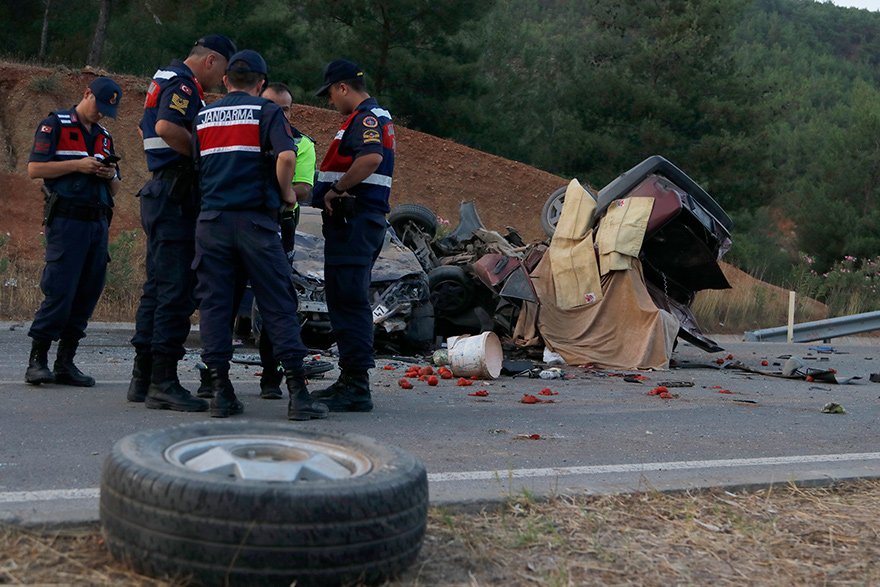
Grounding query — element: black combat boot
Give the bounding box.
[286,368,329,421]
[126,352,152,402]
[53,339,95,387]
[260,364,284,400]
[309,369,373,413]
[195,363,214,399]
[208,366,244,418]
[25,338,55,385]
[145,354,208,412]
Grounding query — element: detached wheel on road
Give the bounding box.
[100,422,428,586]
[541,185,566,238]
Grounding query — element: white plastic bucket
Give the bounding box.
[447,331,503,379]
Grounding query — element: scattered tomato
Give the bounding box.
[383,364,396,370]
[427,375,439,386]
[398,379,413,389]
[761,360,769,367]
[520,394,539,404]
[419,366,434,376]
[456,378,473,387]
[805,375,814,382]
[468,390,489,397]
[529,434,541,440]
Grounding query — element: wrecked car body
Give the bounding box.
[252,206,433,350]
[393,155,731,369]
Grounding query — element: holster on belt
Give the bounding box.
[41,185,59,227]
[165,162,196,205]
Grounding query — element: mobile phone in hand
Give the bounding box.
[102,154,121,166]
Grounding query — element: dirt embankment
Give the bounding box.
[0,60,564,258]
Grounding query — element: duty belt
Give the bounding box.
[54,201,110,221]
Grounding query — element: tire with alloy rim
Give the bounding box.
[541,185,567,238]
[100,421,428,586]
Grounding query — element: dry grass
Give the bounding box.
[4,480,880,586]
[693,261,827,334]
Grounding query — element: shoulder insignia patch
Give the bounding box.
[363,129,381,144]
[170,93,190,115]
[39,124,53,134]
[362,116,378,128]
[180,83,192,96]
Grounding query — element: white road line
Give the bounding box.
[0,488,100,503]
[427,452,880,482]
[3,452,880,504]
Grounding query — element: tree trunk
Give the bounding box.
[87,0,111,66]
[38,0,51,61]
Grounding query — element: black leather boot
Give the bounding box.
[208,366,243,418]
[126,352,152,402]
[195,363,214,399]
[145,354,208,412]
[25,338,55,385]
[260,364,284,400]
[309,369,372,413]
[286,369,328,421]
[53,339,95,387]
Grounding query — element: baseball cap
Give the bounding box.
[194,34,237,62]
[226,50,269,82]
[89,77,122,118]
[315,59,364,96]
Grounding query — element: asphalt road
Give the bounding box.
[1,323,879,524]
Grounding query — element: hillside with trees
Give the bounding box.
[1,0,879,314]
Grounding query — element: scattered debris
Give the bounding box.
[521,394,555,404]
[539,368,564,379]
[468,390,489,397]
[822,402,846,414]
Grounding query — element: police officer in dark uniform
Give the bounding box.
[25,77,122,387]
[129,34,236,412]
[310,59,396,412]
[193,50,328,420]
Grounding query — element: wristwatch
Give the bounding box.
[330,182,344,194]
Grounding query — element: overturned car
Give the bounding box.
[389,155,732,369]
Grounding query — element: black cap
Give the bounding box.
[315,59,364,96]
[89,77,122,118]
[226,49,269,85]
[194,34,237,61]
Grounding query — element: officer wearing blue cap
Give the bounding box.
[193,49,328,420]
[310,59,396,413]
[25,76,122,387]
[129,34,236,412]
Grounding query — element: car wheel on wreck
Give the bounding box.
[100,422,428,586]
[388,203,438,242]
[541,185,566,238]
[428,265,474,317]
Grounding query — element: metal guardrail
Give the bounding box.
[744,311,880,343]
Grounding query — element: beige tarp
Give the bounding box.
[531,255,679,369]
[596,197,654,275]
[517,184,677,369]
[548,179,602,310]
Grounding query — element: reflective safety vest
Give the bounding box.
[195,93,281,211]
[140,61,204,172]
[313,100,395,214]
[45,109,114,206]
